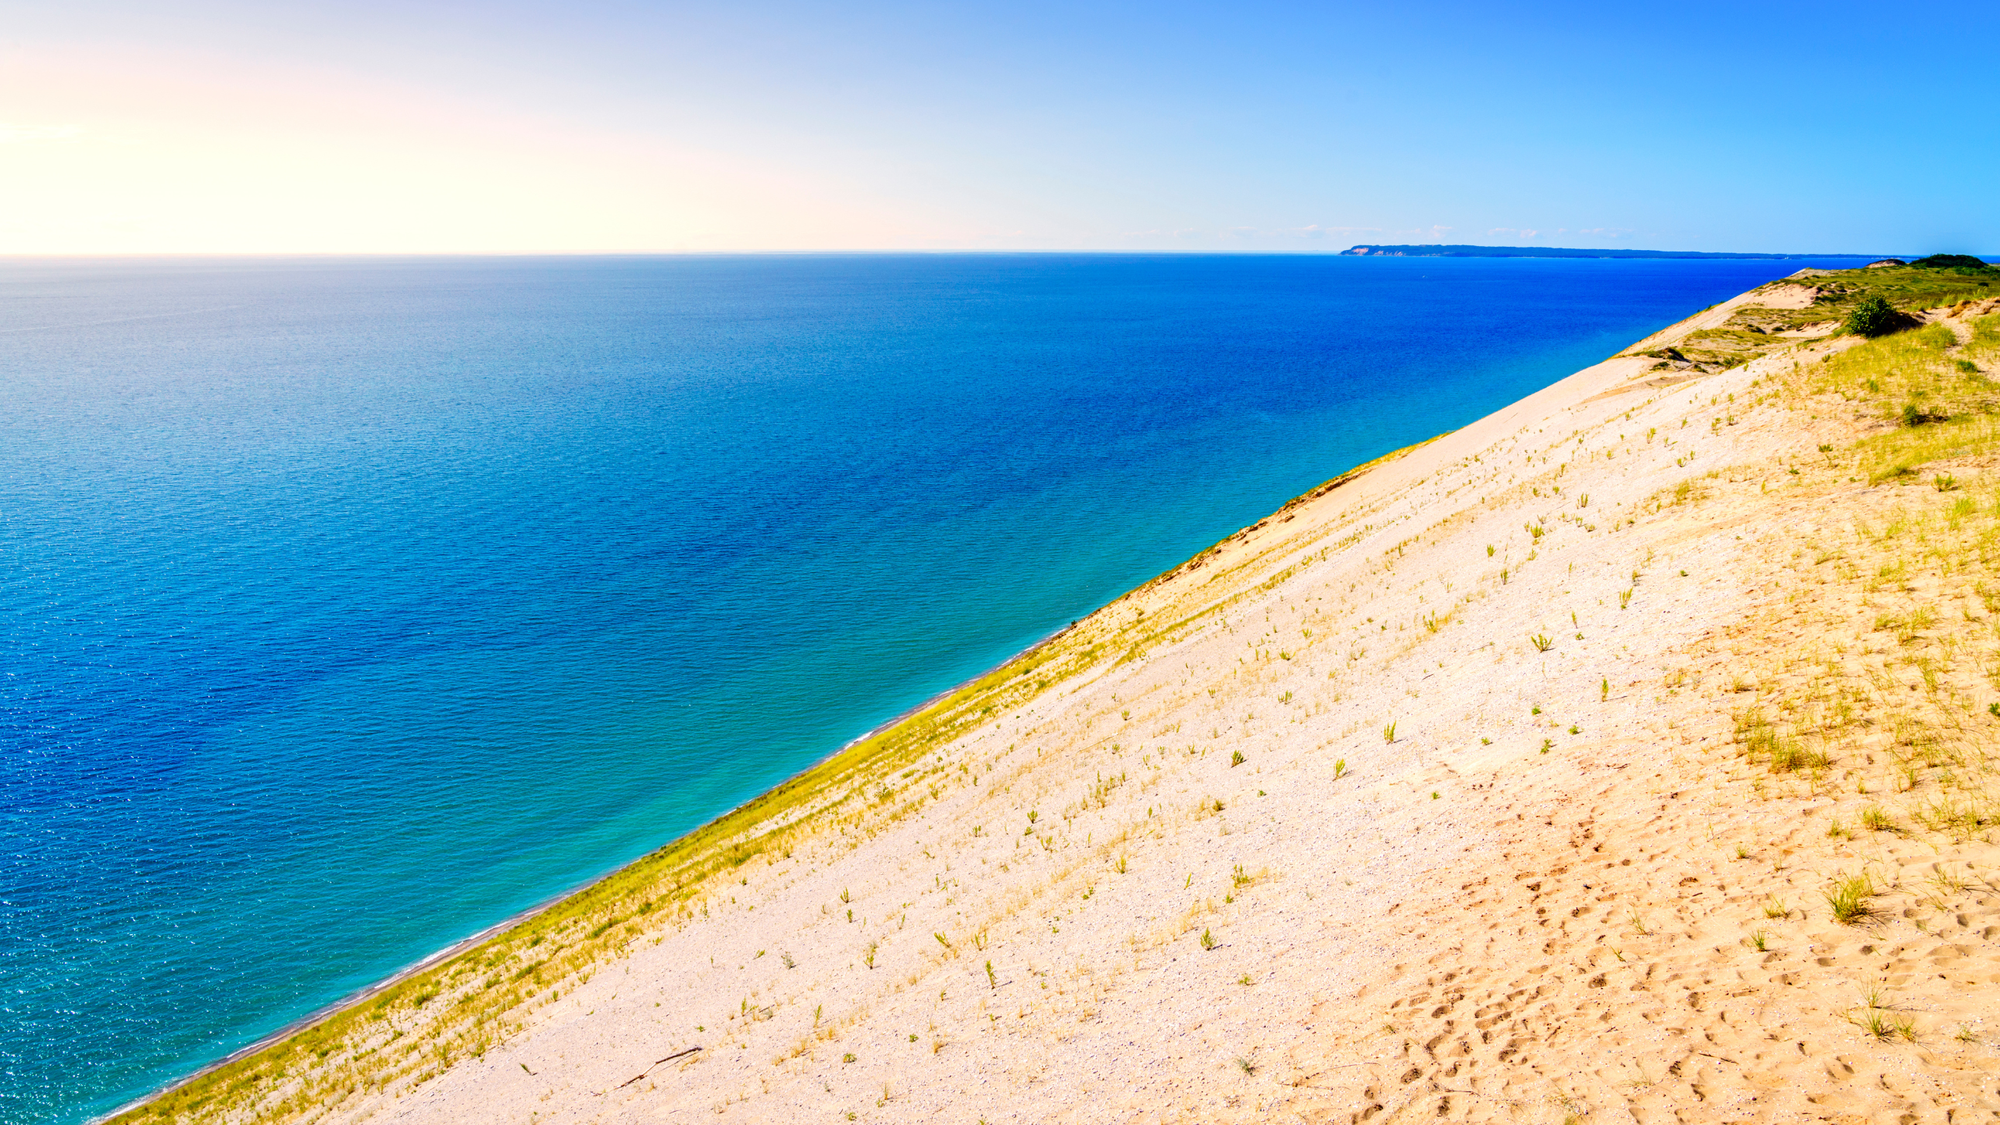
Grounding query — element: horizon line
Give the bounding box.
[0,247,1941,260]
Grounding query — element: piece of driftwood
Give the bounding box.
[613,1046,703,1089]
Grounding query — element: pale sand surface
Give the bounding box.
[185,287,2000,1123]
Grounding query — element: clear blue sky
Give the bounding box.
[2,0,1993,253]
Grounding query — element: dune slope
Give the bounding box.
[127,272,2000,1125]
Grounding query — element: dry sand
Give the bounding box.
[156,287,2000,1124]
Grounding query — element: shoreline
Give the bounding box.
[94,894,576,1123]
[98,438,1429,1122]
[106,264,2000,1124]
[97,606,1125,1119]
[86,351,1569,1124]
[96,441,1430,1122]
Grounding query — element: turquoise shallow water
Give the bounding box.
[0,253,1859,1122]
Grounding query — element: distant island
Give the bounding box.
[1340,244,1884,260]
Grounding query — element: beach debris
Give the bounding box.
[613,1045,703,1089]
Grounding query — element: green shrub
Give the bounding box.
[1845,296,1908,338]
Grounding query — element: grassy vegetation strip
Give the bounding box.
[1625,263,1999,372]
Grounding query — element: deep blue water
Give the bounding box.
[0,254,1857,1122]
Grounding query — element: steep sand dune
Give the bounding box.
[128,285,2000,1125]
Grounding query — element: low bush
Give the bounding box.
[1844,296,1911,338]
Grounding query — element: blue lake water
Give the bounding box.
[0,253,1858,1122]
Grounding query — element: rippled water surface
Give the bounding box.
[0,254,1856,1121]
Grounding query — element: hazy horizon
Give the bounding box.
[0,246,1968,261]
[2,1,1995,255]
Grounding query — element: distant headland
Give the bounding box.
[1340,244,1885,260]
